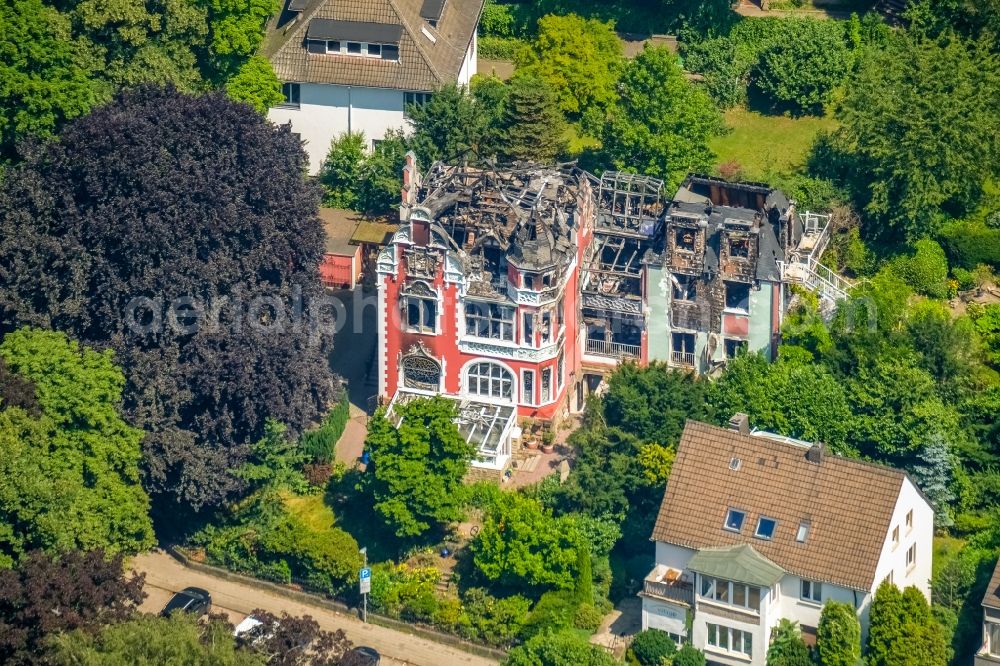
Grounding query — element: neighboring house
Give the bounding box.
[264,0,484,173]
[376,156,593,471]
[641,416,934,665]
[318,208,364,289]
[578,173,849,382]
[976,560,1000,665]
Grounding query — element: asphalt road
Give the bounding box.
[133,551,498,666]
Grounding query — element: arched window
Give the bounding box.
[465,362,513,401]
[401,347,441,391]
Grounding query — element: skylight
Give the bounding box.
[796,521,810,543]
[755,516,777,540]
[724,508,745,533]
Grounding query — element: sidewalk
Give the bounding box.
[132,550,498,666]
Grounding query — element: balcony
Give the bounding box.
[671,350,695,367]
[586,338,641,360]
[642,566,693,606]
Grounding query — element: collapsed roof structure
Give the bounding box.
[409,161,593,296]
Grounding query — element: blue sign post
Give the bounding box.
[359,563,371,623]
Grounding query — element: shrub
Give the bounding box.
[890,239,950,299]
[630,629,676,665]
[752,27,851,113]
[300,393,350,464]
[478,36,527,60]
[672,644,707,666]
[462,588,532,647]
[940,219,1000,269]
[479,0,515,38]
[520,590,578,639]
[573,603,604,632]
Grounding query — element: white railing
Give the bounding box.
[586,339,641,360]
[670,350,696,367]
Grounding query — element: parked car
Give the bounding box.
[160,587,212,616]
[342,646,380,665]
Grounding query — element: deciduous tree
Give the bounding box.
[503,628,617,666]
[49,612,265,664]
[472,492,581,591]
[0,549,145,665]
[0,0,107,159]
[0,87,335,514]
[364,397,474,538]
[237,610,353,665]
[833,32,1000,241]
[602,46,721,191]
[0,329,154,563]
[515,14,622,120]
[226,56,284,113]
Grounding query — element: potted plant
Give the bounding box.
[541,429,555,454]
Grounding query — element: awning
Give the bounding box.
[686,544,785,587]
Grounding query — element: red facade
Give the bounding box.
[377,159,595,424]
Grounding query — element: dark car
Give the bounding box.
[342,646,381,666]
[160,587,212,617]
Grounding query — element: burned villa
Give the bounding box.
[376,157,847,470]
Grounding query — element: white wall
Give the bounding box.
[269,83,408,174]
[655,542,697,579]
[862,476,934,636]
[457,32,477,86]
[777,574,859,631]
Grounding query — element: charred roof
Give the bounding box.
[411,162,589,273]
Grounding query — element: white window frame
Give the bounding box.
[346,41,362,54]
[325,40,341,54]
[403,295,437,334]
[724,508,745,533]
[906,543,916,570]
[464,301,515,342]
[706,623,753,659]
[521,369,536,406]
[892,525,899,549]
[366,43,382,57]
[700,576,760,612]
[557,350,564,390]
[905,509,913,533]
[800,579,822,604]
[755,516,777,540]
[465,361,514,402]
[541,367,552,403]
[796,521,810,543]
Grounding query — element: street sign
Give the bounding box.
[359,567,371,595]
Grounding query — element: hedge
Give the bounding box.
[300,392,350,464]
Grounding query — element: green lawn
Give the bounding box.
[709,108,838,181]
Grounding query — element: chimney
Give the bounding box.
[401,151,420,208]
[728,413,749,435]
[806,442,825,465]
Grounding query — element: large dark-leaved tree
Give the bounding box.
[0,86,335,516]
[0,549,145,665]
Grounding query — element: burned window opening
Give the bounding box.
[725,281,750,312]
[724,339,748,359]
[676,229,696,252]
[465,301,514,341]
[671,332,696,367]
[673,274,696,302]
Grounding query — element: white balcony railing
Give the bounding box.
[671,350,695,367]
[586,339,641,360]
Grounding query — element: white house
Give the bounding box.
[976,560,1000,665]
[641,416,934,665]
[264,0,484,173]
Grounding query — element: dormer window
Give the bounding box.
[724,508,745,533]
[367,43,381,57]
[305,20,402,61]
[325,40,340,54]
[347,42,362,54]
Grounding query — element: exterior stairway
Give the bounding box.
[784,257,854,305]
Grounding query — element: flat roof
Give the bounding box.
[351,220,398,246]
